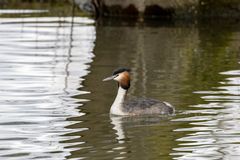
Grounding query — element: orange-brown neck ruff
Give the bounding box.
[119,71,130,90]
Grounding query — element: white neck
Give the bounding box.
[110,87,127,115]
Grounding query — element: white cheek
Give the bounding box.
[114,74,123,81]
[114,76,120,81]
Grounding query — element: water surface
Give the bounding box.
[0,9,95,159]
[0,8,240,160]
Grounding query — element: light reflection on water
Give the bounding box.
[172,68,240,159]
[0,9,48,14]
[0,14,95,159]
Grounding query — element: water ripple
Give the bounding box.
[0,15,95,159]
[173,67,240,159]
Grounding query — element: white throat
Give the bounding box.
[110,86,127,115]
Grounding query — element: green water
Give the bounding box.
[0,2,239,160]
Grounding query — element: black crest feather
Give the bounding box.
[112,67,131,75]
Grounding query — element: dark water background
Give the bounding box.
[0,3,240,160]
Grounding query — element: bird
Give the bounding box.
[103,67,175,116]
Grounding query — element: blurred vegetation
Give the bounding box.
[0,0,87,17]
[199,0,240,18]
[77,0,240,19]
[1,0,240,19]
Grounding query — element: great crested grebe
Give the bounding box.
[103,67,175,116]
